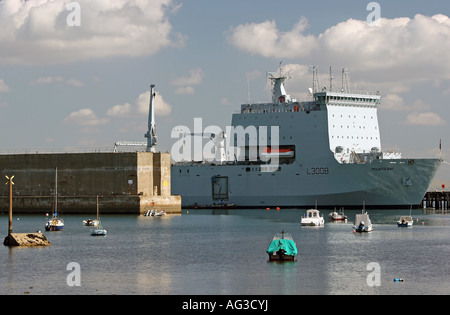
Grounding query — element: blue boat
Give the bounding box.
[397,216,413,227]
[45,214,64,231]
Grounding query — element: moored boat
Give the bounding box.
[301,209,324,226]
[154,209,166,216]
[328,208,347,221]
[144,209,166,216]
[45,168,64,231]
[267,231,298,261]
[45,215,64,231]
[83,219,99,226]
[144,209,155,216]
[91,195,107,236]
[353,211,373,233]
[91,220,107,236]
[397,216,413,227]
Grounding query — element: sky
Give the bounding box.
[0,0,449,186]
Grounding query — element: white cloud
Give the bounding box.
[403,112,446,126]
[228,14,450,81]
[107,102,134,117]
[220,97,233,106]
[63,108,109,126]
[171,68,204,86]
[0,0,184,65]
[65,79,84,87]
[380,94,430,111]
[0,79,10,92]
[107,90,172,117]
[228,17,316,58]
[171,68,204,94]
[136,90,172,116]
[30,76,84,86]
[380,94,405,110]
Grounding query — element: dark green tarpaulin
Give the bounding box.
[266,239,297,256]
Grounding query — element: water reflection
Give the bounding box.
[2,209,450,294]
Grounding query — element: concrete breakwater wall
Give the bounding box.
[0,152,181,214]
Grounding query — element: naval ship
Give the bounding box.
[171,66,441,208]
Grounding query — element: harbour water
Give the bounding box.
[1,208,450,295]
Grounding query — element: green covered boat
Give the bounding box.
[267,231,298,261]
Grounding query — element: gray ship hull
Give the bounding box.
[170,65,441,209]
[172,157,441,208]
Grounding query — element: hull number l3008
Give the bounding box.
[306,167,329,175]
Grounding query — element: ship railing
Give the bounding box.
[335,151,385,164]
[316,89,380,96]
[240,101,319,114]
[0,147,170,155]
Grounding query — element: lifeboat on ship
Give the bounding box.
[261,147,295,159]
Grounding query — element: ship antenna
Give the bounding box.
[311,65,319,93]
[247,77,250,105]
[342,68,349,92]
[329,66,334,92]
[145,84,157,152]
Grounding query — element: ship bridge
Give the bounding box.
[317,90,386,164]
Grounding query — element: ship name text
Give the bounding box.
[371,167,393,171]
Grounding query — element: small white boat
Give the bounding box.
[45,168,64,231]
[144,209,166,216]
[83,219,99,226]
[91,221,107,236]
[397,206,413,227]
[45,215,64,231]
[154,209,166,216]
[328,208,348,222]
[353,211,373,232]
[90,195,106,236]
[301,209,324,226]
[397,216,413,227]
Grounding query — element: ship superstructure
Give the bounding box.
[171,66,441,208]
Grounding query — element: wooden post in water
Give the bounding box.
[6,175,14,235]
[3,175,51,246]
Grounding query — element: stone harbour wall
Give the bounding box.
[0,152,181,214]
